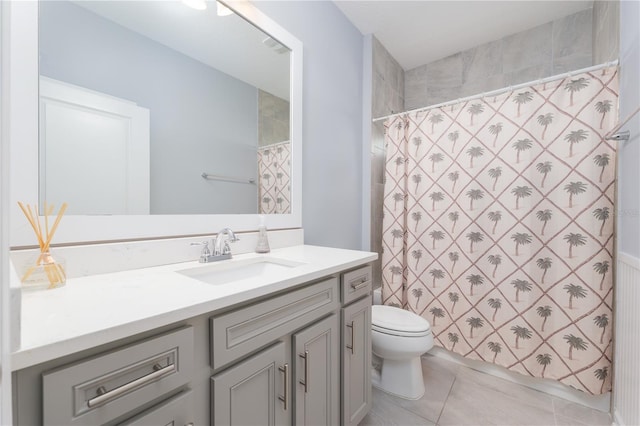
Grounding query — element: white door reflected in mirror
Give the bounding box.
[40,77,150,215]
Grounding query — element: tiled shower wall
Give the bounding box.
[370,4,619,289]
[593,0,620,64]
[404,8,597,109]
[371,36,404,288]
[258,89,290,147]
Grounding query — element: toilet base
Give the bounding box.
[371,356,425,400]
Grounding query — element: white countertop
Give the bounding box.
[12,245,377,371]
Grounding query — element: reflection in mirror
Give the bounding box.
[38,0,291,216]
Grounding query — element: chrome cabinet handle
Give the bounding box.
[346,322,355,355]
[350,276,369,290]
[278,363,289,411]
[299,350,309,393]
[87,363,176,408]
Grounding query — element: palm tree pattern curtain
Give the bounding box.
[381,67,618,394]
[258,141,291,214]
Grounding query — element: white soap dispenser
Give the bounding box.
[255,215,270,253]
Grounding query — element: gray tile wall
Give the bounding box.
[404,8,596,109]
[372,36,404,119]
[258,90,290,147]
[593,0,620,64]
[371,36,404,287]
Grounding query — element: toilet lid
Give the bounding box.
[372,305,431,334]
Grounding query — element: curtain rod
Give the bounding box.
[372,60,619,123]
[604,106,640,141]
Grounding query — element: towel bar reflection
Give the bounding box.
[201,173,256,185]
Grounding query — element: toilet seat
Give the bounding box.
[372,305,431,336]
[372,324,431,337]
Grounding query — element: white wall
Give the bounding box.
[254,1,365,250]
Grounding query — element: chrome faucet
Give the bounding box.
[191,228,239,263]
[213,228,239,256]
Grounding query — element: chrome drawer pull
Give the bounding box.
[87,363,176,408]
[350,277,369,290]
[299,350,309,393]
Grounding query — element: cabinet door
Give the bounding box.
[293,314,339,426]
[341,297,372,426]
[211,341,290,426]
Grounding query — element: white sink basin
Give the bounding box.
[177,257,305,285]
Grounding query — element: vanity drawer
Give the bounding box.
[341,264,372,305]
[210,277,339,370]
[42,326,194,425]
[119,390,193,425]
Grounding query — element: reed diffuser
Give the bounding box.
[18,201,68,290]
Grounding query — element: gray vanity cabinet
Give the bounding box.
[293,314,340,426]
[341,266,372,426]
[211,313,340,426]
[209,277,341,426]
[12,262,374,426]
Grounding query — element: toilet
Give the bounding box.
[371,288,434,400]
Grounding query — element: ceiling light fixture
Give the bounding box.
[182,0,207,11]
[217,1,233,16]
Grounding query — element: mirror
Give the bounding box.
[10,0,302,246]
[38,0,291,215]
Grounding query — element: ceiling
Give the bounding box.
[334,1,594,70]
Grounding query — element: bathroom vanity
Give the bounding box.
[11,245,376,426]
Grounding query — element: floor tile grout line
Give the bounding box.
[552,401,560,426]
[436,365,460,424]
[552,397,559,425]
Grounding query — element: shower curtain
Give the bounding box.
[258,141,291,214]
[381,66,618,394]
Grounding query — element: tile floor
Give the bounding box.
[360,354,612,426]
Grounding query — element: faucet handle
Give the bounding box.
[221,236,239,255]
[191,241,211,261]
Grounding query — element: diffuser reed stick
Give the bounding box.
[18,201,68,288]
